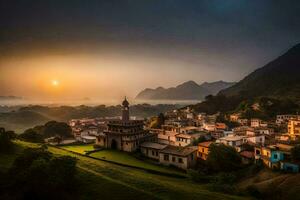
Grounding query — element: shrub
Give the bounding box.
[246,185,262,198]
[187,170,211,183]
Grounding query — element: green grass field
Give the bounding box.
[61,144,95,154]
[61,144,183,175]
[89,149,183,175]
[3,141,248,200]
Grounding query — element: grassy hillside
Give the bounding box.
[238,169,300,200]
[2,141,247,200]
[61,144,183,175]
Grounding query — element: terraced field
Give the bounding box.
[4,141,248,200]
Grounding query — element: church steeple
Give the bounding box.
[122,97,129,121]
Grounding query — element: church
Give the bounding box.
[96,98,156,152]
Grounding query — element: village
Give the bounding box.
[64,98,300,172]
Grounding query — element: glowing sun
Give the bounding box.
[51,80,60,86]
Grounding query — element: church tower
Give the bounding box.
[122,97,130,121]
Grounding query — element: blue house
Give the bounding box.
[280,162,299,173]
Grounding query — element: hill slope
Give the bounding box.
[136,81,235,100]
[219,43,300,100]
[1,141,246,200]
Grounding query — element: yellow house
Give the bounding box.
[198,141,213,160]
[288,119,300,139]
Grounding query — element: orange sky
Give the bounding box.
[1,51,231,101]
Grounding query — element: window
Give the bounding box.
[191,154,194,160]
[164,154,169,161]
[156,152,158,156]
[273,154,278,159]
[152,150,155,156]
[172,157,176,162]
[178,158,183,163]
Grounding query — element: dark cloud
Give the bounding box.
[0,0,300,77]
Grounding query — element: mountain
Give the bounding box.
[0,96,22,100]
[219,43,300,100]
[135,81,235,100]
[201,81,236,95]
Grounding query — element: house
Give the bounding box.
[251,119,262,128]
[159,146,198,170]
[216,123,227,130]
[246,132,266,145]
[216,135,247,152]
[186,113,194,119]
[81,135,97,144]
[254,143,298,172]
[179,126,199,134]
[140,142,167,160]
[237,118,248,126]
[288,119,300,139]
[223,131,234,137]
[157,131,178,145]
[233,126,254,136]
[255,127,274,135]
[210,130,224,139]
[240,151,254,164]
[276,115,300,125]
[254,145,284,169]
[198,141,213,160]
[203,123,216,131]
[175,133,192,147]
[229,113,241,122]
[280,162,299,173]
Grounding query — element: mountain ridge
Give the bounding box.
[135,80,236,100]
[218,43,300,100]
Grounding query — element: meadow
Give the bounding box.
[1,141,247,200]
[60,144,183,175]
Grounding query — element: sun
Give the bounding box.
[51,80,59,87]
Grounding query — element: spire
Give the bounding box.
[122,96,129,107]
[122,97,129,121]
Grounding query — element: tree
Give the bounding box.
[291,145,300,162]
[43,121,72,139]
[20,121,72,143]
[192,136,206,146]
[206,144,242,172]
[20,128,44,143]
[6,148,77,199]
[157,113,165,128]
[149,113,165,129]
[0,128,14,153]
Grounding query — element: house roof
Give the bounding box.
[176,133,191,139]
[198,141,213,148]
[180,126,198,130]
[140,142,167,150]
[159,145,198,156]
[240,151,254,159]
[161,131,178,137]
[218,135,246,141]
[81,135,96,140]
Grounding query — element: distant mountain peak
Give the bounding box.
[135,80,235,100]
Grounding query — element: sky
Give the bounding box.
[0,0,300,102]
